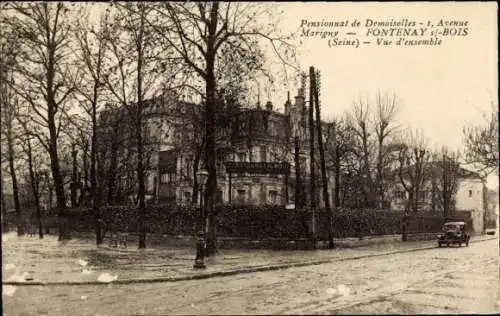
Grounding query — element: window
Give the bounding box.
[216,153,225,174]
[418,190,427,201]
[186,156,193,179]
[260,146,267,162]
[237,189,246,203]
[299,157,307,170]
[269,121,276,136]
[468,190,473,197]
[268,190,278,204]
[160,173,174,184]
[395,191,406,199]
[183,191,191,203]
[238,152,246,162]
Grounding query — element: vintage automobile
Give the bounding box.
[437,221,471,247]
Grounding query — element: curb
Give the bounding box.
[3,237,496,287]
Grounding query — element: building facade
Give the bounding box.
[390,168,486,233]
[97,89,336,207]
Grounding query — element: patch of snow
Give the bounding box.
[81,295,88,300]
[2,233,16,242]
[97,273,118,283]
[6,272,28,283]
[337,284,351,297]
[77,259,88,267]
[4,263,16,270]
[82,269,93,275]
[326,287,337,296]
[2,285,17,296]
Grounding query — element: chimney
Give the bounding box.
[265,100,273,111]
[294,88,305,110]
[284,91,291,115]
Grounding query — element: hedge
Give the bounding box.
[57,204,473,239]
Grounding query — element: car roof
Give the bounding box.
[444,221,466,225]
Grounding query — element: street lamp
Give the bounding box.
[193,169,209,269]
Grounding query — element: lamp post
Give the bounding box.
[194,169,209,269]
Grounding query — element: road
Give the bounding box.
[3,239,499,315]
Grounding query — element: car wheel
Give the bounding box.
[466,238,470,247]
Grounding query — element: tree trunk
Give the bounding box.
[191,142,203,206]
[7,127,23,236]
[136,6,146,249]
[1,176,7,232]
[107,140,118,204]
[91,82,102,244]
[204,3,220,257]
[46,41,68,240]
[314,72,334,248]
[80,143,89,206]
[442,153,449,218]
[26,137,43,238]
[377,137,384,209]
[46,184,53,234]
[71,143,78,208]
[334,152,341,208]
[308,67,316,249]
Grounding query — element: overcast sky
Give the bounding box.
[85,2,496,155]
[5,2,497,189]
[264,2,497,187]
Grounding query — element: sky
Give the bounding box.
[3,2,498,190]
[263,2,498,188]
[84,2,497,155]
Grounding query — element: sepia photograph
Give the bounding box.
[1,1,498,315]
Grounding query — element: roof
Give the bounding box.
[393,161,484,181]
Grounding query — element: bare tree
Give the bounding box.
[102,3,183,248]
[396,129,431,213]
[5,3,79,240]
[19,134,44,238]
[125,2,297,255]
[374,90,400,208]
[348,95,376,207]
[96,104,130,205]
[73,8,112,245]
[432,147,461,217]
[1,75,23,236]
[463,104,498,176]
[0,23,23,235]
[324,115,357,208]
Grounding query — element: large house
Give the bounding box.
[96,89,336,207]
[390,166,487,233]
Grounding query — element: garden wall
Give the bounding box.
[4,204,473,242]
[62,204,473,239]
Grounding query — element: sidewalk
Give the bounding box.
[2,232,496,286]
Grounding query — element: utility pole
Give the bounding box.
[314,69,334,249]
[308,67,317,249]
[294,135,302,208]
